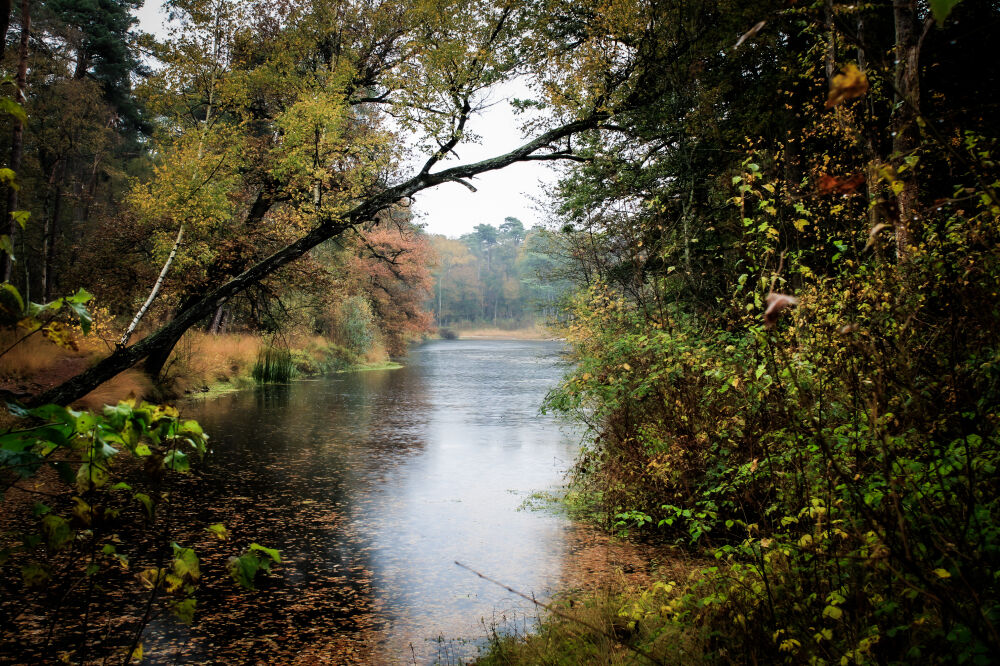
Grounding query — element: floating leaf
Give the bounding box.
[0,97,26,124]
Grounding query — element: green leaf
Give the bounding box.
[76,461,109,493]
[0,97,26,124]
[929,0,962,24]
[171,543,201,581]
[171,597,196,625]
[66,305,92,335]
[205,523,229,540]
[0,235,13,261]
[134,492,154,519]
[64,288,93,305]
[228,554,261,590]
[10,210,28,230]
[822,605,843,620]
[0,168,18,188]
[0,282,24,314]
[249,543,282,563]
[178,420,203,437]
[40,514,74,551]
[163,449,189,472]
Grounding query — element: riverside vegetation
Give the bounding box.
[481,1,1000,665]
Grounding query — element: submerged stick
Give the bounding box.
[453,560,662,665]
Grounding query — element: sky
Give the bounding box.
[133,2,559,239]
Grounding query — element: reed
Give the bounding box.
[251,345,293,383]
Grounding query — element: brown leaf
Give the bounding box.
[825,64,868,108]
[818,172,866,195]
[764,292,798,328]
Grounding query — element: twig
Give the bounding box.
[454,561,663,665]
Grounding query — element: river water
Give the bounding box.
[147,339,582,664]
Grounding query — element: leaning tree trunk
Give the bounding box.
[119,225,184,348]
[892,1,926,259]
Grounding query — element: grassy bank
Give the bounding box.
[0,329,397,408]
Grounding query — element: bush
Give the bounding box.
[544,193,1000,663]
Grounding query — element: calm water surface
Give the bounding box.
[148,339,581,664]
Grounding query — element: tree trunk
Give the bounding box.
[892,1,926,259]
[42,159,65,301]
[208,302,226,334]
[119,225,185,348]
[0,0,11,61]
[2,0,30,282]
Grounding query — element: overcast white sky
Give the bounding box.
[134,3,558,239]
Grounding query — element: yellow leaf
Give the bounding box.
[932,568,951,579]
[825,64,869,108]
[823,605,843,620]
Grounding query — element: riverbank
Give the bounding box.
[446,325,557,341]
[0,329,394,409]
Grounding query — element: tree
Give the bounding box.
[30,0,633,406]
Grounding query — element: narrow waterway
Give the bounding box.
[146,339,583,664]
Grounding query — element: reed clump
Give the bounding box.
[251,345,294,383]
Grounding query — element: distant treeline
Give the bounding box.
[428,218,573,328]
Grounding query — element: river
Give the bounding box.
[144,339,583,664]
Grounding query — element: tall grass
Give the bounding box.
[251,345,293,383]
[164,331,262,392]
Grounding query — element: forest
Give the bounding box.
[1,0,999,663]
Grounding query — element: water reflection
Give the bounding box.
[147,340,579,664]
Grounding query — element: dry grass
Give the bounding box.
[164,331,263,393]
[0,331,74,380]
